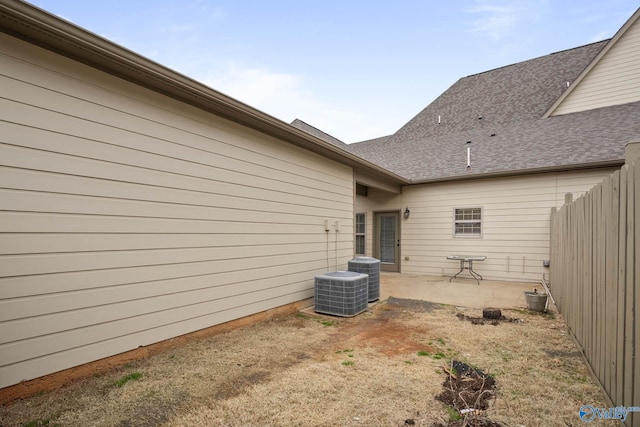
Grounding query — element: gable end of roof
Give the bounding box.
[545,7,640,116]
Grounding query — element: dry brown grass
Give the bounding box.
[0,300,611,426]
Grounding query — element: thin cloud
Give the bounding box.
[165,23,198,33]
[466,1,521,39]
[200,62,385,142]
[465,0,548,40]
[205,63,302,109]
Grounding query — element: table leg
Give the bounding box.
[449,259,465,282]
[467,260,482,285]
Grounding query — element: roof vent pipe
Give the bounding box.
[438,115,441,124]
[467,141,471,168]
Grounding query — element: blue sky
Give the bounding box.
[28,0,638,143]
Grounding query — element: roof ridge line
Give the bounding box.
[463,39,610,79]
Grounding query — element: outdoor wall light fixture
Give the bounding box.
[404,207,410,219]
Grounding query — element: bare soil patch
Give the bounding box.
[433,361,500,427]
[0,300,611,426]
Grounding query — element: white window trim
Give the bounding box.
[452,207,483,238]
[355,212,366,255]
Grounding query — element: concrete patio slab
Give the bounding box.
[380,272,543,310]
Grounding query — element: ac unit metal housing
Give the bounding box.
[348,256,381,302]
[314,271,369,317]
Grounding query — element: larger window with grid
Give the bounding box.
[453,207,482,237]
[355,213,366,254]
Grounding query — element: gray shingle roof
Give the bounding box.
[290,118,346,148]
[347,41,640,182]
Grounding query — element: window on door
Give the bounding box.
[453,207,482,237]
[379,215,397,262]
[355,213,366,255]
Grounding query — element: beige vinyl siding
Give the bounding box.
[0,33,353,388]
[398,169,617,282]
[553,168,622,205]
[551,16,640,115]
[354,170,615,281]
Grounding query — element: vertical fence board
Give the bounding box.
[595,182,605,382]
[624,162,635,412]
[632,161,639,427]
[576,196,585,346]
[599,177,608,393]
[587,191,595,365]
[569,202,577,339]
[584,190,593,364]
[616,166,627,407]
[605,173,619,400]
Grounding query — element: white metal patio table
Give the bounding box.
[447,255,487,285]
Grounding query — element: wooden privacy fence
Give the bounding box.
[550,157,638,425]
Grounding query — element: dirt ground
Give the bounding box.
[0,298,611,426]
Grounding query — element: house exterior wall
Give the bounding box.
[551,14,640,115]
[356,168,617,282]
[0,33,354,389]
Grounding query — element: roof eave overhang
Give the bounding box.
[0,0,408,187]
[408,160,625,185]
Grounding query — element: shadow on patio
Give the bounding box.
[380,272,542,310]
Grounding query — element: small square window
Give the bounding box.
[453,207,482,237]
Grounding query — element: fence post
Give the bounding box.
[565,192,573,204]
[624,140,640,164]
